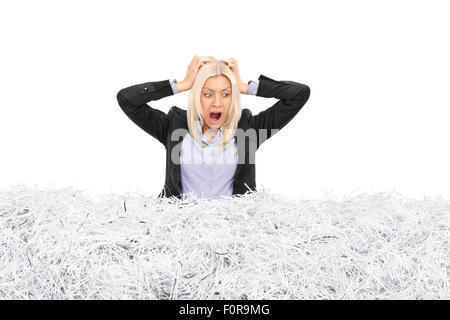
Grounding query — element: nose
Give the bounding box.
[213,94,223,108]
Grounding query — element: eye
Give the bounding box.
[203,92,230,98]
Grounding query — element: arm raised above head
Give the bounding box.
[116,79,177,145]
[249,74,311,132]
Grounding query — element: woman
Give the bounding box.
[116,56,311,200]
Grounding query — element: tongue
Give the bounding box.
[211,112,220,120]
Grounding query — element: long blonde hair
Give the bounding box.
[186,56,242,150]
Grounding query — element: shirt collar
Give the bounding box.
[198,125,223,145]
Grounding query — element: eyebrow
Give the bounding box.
[203,87,231,92]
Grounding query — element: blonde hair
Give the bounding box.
[187,56,242,150]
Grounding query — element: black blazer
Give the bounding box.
[116,74,311,199]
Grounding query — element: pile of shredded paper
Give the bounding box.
[0,184,449,299]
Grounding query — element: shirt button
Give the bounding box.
[143,87,148,91]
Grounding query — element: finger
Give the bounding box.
[196,60,205,69]
[198,57,206,64]
[196,59,205,69]
[189,56,197,67]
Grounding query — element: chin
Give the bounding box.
[204,118,221,128]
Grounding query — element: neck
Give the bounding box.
[202,125,219,143]
[202,124,218,135]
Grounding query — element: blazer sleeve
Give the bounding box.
[248,74,311,144]
[116,79,174,145]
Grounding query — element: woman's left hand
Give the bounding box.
[227,58,249,94]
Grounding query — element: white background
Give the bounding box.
[1,0,449,200]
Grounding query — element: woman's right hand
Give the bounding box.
[177,55,207,92]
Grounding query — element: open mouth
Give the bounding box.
[209,112,222,123]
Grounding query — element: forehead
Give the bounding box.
[202,75,231,90]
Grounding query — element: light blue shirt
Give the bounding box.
[179,126,238,200]
[169,78,260,200]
